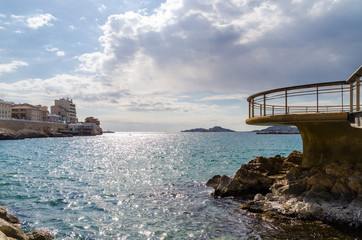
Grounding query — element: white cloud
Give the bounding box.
[0,14,6,18]
[98,4,107,12]
[1,0,360,131]
[45,46,65,56]
[26,13,57,29]
[0,61,28,75]
[77,0,359,97]
[11,15,25,20]
[201,94,248,101]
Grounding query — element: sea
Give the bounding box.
[0,132,358,239]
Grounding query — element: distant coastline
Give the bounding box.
[181,126,235,132]
[252,126,299,134]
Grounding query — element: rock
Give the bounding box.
[254,193,264,201]
[284,150,303,165]
[306,173,336,192]
[0,219,28,240]
[16,130,47,139]
[0,128,18,140]
[206,175,222,189]
[325,161,355,178]
[330,179,355,201]
[207,151,362,228]
[206,175,232,197]
[0,231,9,240]
[275,179,307,197]
[26,230,53,240]
[0,207,18,224]
[348,176,362,193]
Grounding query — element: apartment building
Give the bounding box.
[51,98,77,123]
[0,100,12,119]
[11,104,48,121]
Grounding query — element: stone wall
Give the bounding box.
[0,119,66,132]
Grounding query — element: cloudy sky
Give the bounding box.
[0,0,361,132]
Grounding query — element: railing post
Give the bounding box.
[249,101,251,118]
[316,86,319,113]
[341,84,344,112]
[357,77,360,111]
[263,94,266,116]
[285,89,288,114]
[350,82,354,112]
[272,106,274,116]
[252,99,255,117]
[260,104,262,116]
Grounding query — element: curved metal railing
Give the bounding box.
[247,79,361,118]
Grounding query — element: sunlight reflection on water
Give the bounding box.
[6,132,355,239]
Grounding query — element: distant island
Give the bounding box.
[181,126,235,132]
[252,126,299,134]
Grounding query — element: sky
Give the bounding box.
[0,0,362,132]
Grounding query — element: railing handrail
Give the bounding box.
[247,80,348,102]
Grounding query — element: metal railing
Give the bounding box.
[247,79,361,118]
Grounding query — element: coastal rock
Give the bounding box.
[207,150,362,228]
[26,230,53,240]
[206,175,232,197]
[0,206,52,240]
[0,231,9,240]
[0,127,72,140]
[0,207,18,224]
[0,219,28,240]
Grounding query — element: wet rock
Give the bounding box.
[205,175,222,189]
[0,219,28,240]
[26,230,53,240]
[206,175,232,197]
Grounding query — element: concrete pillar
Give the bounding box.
[296,121,362,168]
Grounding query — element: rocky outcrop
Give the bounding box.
[0,206,52,240]
[207,151,302,198]
[0,128,72,140]
[207,151,362,228]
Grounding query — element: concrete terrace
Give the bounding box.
[246,66,362,168]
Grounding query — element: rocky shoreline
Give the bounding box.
[0,206,52,240]
[0,128,72,140]
[207,151,362,231]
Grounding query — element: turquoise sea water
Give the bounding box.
[0,132,356,239]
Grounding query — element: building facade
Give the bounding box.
[85,117,100,126]
[11,104,48,121]
[0,100,12,119]
[51,98,77,123]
